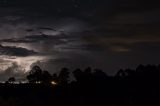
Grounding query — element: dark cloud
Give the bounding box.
[0,35,66,43]
[0,0,159,79]
[0,44,37,56]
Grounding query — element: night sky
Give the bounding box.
[0,0,160,80]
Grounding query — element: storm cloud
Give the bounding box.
[0,0,160,80]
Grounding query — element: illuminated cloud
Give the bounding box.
[0,62,26,81]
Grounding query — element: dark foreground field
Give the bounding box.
[0,64,160,106]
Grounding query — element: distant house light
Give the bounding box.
[35,81,41,84]
[51,81,57,85]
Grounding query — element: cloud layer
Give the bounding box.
[0,0,160,80]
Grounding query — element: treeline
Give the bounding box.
[1,64,160,106]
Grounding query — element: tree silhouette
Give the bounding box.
[83,67,93,81]
[41,70,52,83]
[1,64,160,106]
[8,77,15,84]
[27,66,43,83]
[73,68,83,82]
[116,69,126,77]
[93,69,107,80]
[52,73,58,83]
[58,68,70,85]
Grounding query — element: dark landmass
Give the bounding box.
[0,64,160,106]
